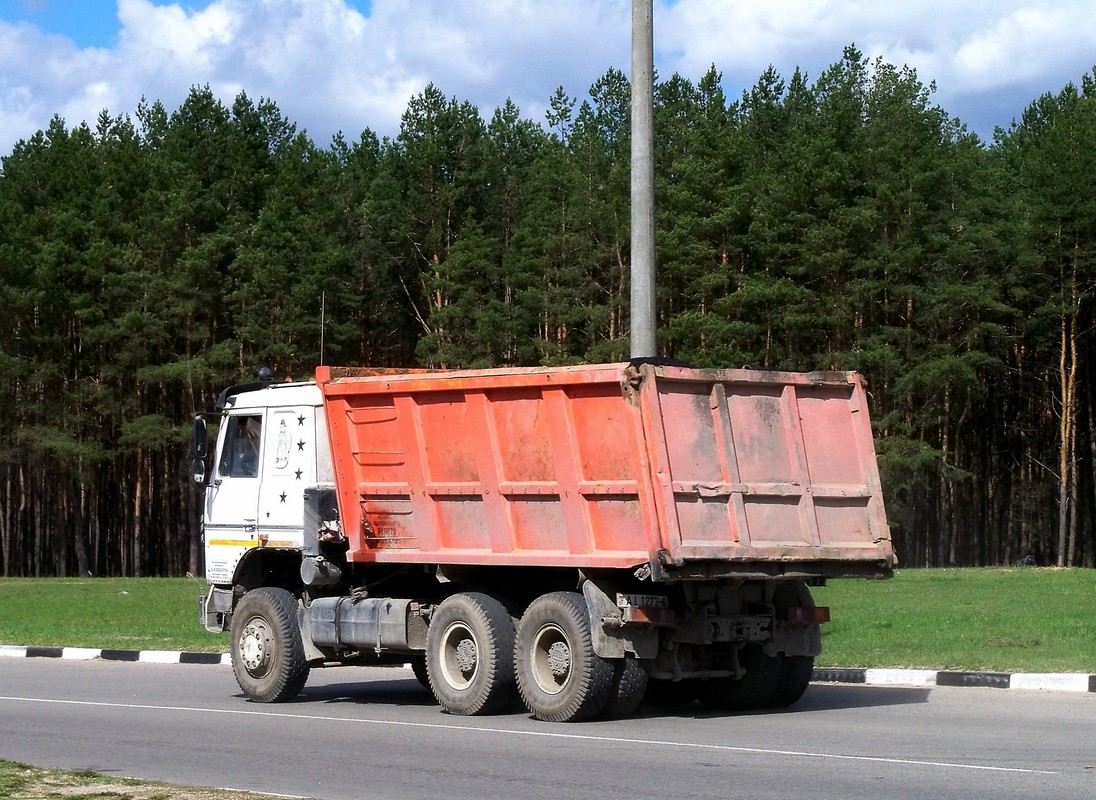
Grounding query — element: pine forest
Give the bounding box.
[2,46,1096,577]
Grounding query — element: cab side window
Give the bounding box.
[219,415,262,478]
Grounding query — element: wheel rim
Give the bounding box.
[439,621,479,691]
[530,622,572,696]
[238,615,275,678]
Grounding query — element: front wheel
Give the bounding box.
[229,587,310,703]
[515,592,614,722]
[409,655,431,691]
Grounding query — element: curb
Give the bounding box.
[813,667,1096,693]
[4,645,1094,693]
[0,645,230,666]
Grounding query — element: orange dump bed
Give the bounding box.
[316,363,893,580]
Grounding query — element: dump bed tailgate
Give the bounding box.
[317,363,892,579]
[638,365,890,574]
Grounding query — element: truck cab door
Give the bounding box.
[203,412,263,584]
[255,406,317,549]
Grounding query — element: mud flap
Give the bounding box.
[581,581,659,660]
[200,586,234,633]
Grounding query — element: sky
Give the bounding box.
[1,0,1095,156]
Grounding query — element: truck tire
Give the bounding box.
[601,654,649,718]
[769,655,815,707]
[768,580,816,707]
[514,591,614,722]
[696,643,780,711]
[426,592,516,716]
[409,655,431,691]
[230,587,310,703]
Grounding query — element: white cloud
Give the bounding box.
[0,19,117,145]
[950,5,1095,90]
[658,0,1096,133]
[0,0,629,148]
[1,0,1095,155]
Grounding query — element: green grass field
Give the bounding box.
[0,576,220,653]
[1,568,1093,672]
[813,567,1095,672]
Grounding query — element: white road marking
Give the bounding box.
[0,694,1058,775]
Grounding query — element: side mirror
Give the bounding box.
[192,416,209,485]
[193,415,208,458]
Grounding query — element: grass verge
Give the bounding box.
[814,567,1096,672]
[0,577,222,654]
[0,759,308,800]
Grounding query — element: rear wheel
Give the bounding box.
[770,655,815,707]
[426,592,516,715]
[601,655,649,718]
[696,643,781,711]
[230,587,310,703]
[769,581,817,708]
[515,591,614,722]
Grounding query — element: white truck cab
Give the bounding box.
[196,380,333,624]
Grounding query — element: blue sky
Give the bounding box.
[1,1,373,46]
[3,0,121,47]
[1,1,1095,155]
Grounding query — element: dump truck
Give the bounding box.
[194,361,893,722]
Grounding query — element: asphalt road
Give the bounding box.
[1,658,1093,800]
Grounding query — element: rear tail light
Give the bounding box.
[783,606,830,623]
[621,605,676,625]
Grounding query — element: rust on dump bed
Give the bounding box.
[322,366,437,380]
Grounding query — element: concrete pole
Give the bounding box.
[630,0,657,359]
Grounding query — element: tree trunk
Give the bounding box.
[1057,250,1079,568]
[74,482,91,577]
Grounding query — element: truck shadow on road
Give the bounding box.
[787,683,932,711]
[291,670,439,708]
[266,673,931,719]
[630,683,931,721]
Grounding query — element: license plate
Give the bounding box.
[616,593,669,609]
